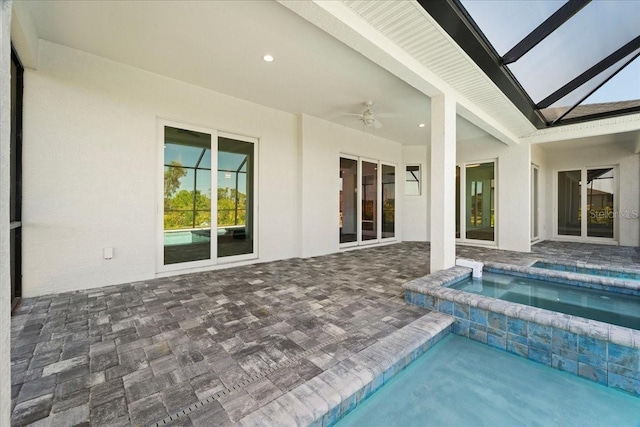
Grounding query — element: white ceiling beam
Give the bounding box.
[11,1,38,69]
[278,0,521,146]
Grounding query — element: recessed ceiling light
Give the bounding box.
[418,123,426,128]
[263,54,274,62]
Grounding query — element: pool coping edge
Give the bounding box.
[235,311,455,427]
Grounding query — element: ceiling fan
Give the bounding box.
[346,101,384,129]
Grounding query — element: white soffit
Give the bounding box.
[280,0,534,144]
[521,112,640,145]
[536,130,640,152]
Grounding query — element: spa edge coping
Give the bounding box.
[234,311,455,427]
[527,258,640,278]
[402,264,640,350]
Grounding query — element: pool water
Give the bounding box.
[164,230,211,246]
[532,261,640,282]
[336,335,640,427]
[450,272,640,330]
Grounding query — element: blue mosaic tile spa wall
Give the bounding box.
[404,268,640,397]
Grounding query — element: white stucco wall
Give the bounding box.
[22,41,300,297]
[402,145,429,241]
[1,2,12,424]
[22,41,407,297]
[457,137,531,252]
[298,114,403,258]
[541,142,640,247]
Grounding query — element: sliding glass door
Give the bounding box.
[361,161,378,241]
[163,127,212,265]
[557,167,616,240]
[10,49,23,309]
[339,158,358,244]
[557,170,581,236]
[456,161,496,243]
[586,168,614,239]
[381,164,395,239]
[217,137,254,257]
[161,123,256,269]
[339,156,395,246]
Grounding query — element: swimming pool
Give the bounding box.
[450,271,640,330]
[532,261,640,282]
[163,229,211,246]
[336,335,640,426]
[404,264,640,396]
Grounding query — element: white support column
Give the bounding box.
[429,95,456,272]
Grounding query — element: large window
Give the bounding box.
[456,161,496,243]
[557,167,616,240]
[339,156,395,246]
[161,123,256,268]
[10,49,23,309]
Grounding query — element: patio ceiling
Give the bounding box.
[16,0,640,147]
[20,0,494,146]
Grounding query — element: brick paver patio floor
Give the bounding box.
[10,241,640,426]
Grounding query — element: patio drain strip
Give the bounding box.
[151,305,410,426]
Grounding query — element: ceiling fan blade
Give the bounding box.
[372,119,383,129]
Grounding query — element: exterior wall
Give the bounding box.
[1,2,12,424]
[402,146,429,242]
[542,143,640,247]
[457,137,531,252]
[22,41,299,297]
[298,114,403,258]
[22,41,406,297]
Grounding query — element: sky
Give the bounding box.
[460,0,640,108]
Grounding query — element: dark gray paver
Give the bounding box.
[11,394,53,426]
[10,241,639,426]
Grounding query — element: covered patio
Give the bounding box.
[10,241,639,426]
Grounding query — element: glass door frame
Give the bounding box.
[360,156,380,246]
[379,161,397,242]
[10,47,24,310]
[531,164,540,242]
[338,155,397,249]
[553,165,618,242]
[339,154,361,249]
[456,159,498,246]
[216,131,259,265]
[157,119,258,274]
